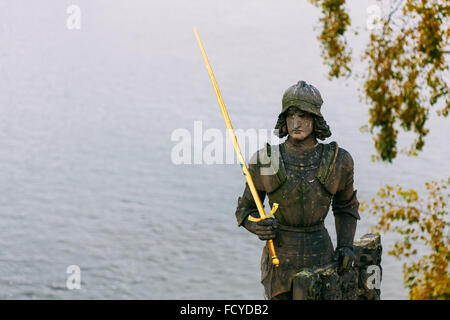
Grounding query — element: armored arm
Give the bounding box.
[234,149,278,240]
[333,190,359,248]
[331,151,360,272]
[234,150,267,227]
[332,151,360,249]
[235,184,278,241]
[235,183,267,227]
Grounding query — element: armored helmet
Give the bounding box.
[279,80,323,118]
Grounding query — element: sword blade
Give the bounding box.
[194,28,279,267]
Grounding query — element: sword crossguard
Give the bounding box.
[247,203,279,222]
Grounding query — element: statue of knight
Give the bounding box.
[235,81,382,300]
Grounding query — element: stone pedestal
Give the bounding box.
[292,233,382,300]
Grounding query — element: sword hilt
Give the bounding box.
[247,203,279,222]
[248,203,280,267]
[267,240,280,267]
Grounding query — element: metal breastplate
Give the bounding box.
[267,143,333,227]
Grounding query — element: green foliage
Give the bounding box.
[309,0,352,79]
[360,179,449,299]
[309,0,449,162]
[309,0,449,300]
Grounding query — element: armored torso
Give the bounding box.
[268,142,333,227]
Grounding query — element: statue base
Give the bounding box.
[292,233,382,300]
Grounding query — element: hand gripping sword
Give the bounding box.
[194,28,280,267]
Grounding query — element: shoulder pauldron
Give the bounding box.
[316,141,339,186]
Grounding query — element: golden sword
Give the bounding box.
[194,28,280,267]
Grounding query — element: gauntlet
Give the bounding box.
[243,215,277,241]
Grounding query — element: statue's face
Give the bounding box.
[286,107,314,141]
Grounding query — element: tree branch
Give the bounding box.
[388,0,405,23]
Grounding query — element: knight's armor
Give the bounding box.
[235,80,361,299]
[235,139,360,299]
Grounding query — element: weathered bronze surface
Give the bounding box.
[235,81,381,300]
[291,233,382,300]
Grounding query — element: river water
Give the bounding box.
[0,0,448,299]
